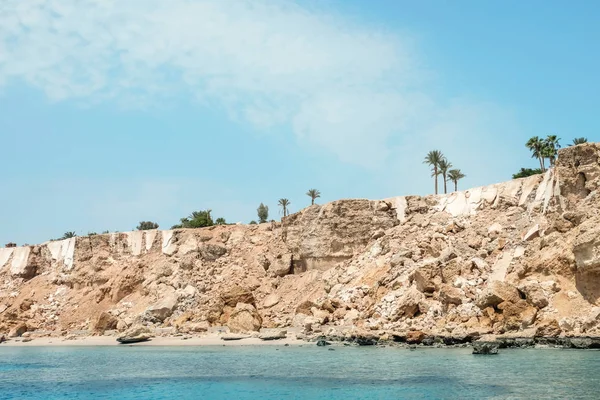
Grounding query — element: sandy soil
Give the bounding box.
[0,334,306,347]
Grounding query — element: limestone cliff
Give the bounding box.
[1,143,600,342]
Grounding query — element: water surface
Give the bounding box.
[0,345,598,399]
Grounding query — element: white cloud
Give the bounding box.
[0,0,519,171]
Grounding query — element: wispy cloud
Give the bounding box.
[0,0,520,171]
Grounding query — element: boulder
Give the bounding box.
[316,338,331,346]
[199,244,227,261]
[122,326,153,338]
[349,330,379,346]
[186,321,210,333]
[268,253,292,277]
[410,261,441,294]
[91,312,118,333]
[342,309,360,324]
[311,307,330,324]
[518,281,549,308]
[472,341,499,355]
[522,224,540,241]
[262,294,280,308]
[302,316,322,333]
[146,294,179,322]
[392,286,425,319]
[475,281,520,309]
[497,300,537,330]
[259,329,287,340]
[227,303,262,333]
[569,338,593,349]
[573,226,600,273]
[295,300,318,315]
[439,284,463,306]
[471,257,489,271]
[117,326,153,344]
[221,286,255,307]
[116,320,130,332]
[535,319,561,337]
[406,330,426,344]
[8,323,27,338]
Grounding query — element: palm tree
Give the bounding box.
[306,189,321,205]
[62,232,76,239]
[526,136,546,172]
[278,198,290,217]
[544,135,561,167]
[447,169,466,192]
[423,150,445,195]
[438,158,452,194]
[572,137,588,145]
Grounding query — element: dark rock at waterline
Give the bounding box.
[316,339,331,346]
[569,338,593,349]
[472,342,499,355]
[495,336,600,349]
[353,335,378,346]
[440,334,480,345]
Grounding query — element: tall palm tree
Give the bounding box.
[306,189,321,205]
[423,150,445,195]
[544,135,561,167]
[278,198,290,217]
[526,136,546,172]
[447,169,466,192]
[572,137,588,145]
[438,158,452,194]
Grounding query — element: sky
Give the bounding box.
[1,0,599,245]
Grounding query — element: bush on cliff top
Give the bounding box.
[512,168,543,179]
[136,221,159,230]
[171,209,227,229]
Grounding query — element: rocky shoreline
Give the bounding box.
[2,144,600,348]
[316,334,600,350]
[2,332,600,350]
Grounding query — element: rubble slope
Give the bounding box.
[1,143,600,341]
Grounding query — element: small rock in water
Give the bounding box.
[328,348,335,351]
[472,342,499,355]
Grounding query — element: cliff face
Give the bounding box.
[1,143,600,341]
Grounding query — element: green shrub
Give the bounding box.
[257,203,269,223]
[136,221,159,230]
[512,168,543,179]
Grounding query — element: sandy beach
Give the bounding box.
[0,334,306,347]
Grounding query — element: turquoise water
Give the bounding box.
[0,345,599,399]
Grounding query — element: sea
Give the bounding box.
[0,345,599,399]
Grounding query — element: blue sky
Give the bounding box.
[1,0,598,245]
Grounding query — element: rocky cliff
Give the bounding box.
[2,143,600,343]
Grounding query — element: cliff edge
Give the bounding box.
[1,143,600,342]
